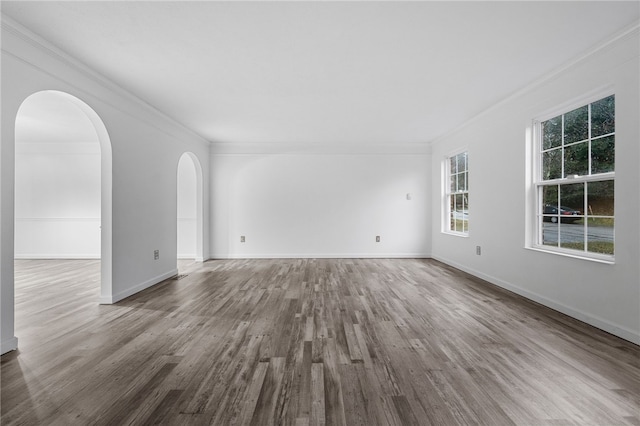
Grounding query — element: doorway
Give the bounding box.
[14,90,113,307]
[177,152,204,273]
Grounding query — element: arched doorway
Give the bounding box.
[14,91,112,304]
[177,152,204,271]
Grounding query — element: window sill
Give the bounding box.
[442,231,469,238]
[526,245,615,264]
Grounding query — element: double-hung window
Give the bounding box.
[446,151,469,235]
[535,94,615,260]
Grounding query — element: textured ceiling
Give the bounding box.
[3,1,639,146]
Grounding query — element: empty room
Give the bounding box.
[1,1,639,425]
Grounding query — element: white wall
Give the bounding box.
[430,27,640,344]
[211,149,431,258]
[14,144,101,258]
[1,18,211,354]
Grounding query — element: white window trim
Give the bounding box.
[529,90,615,263]
[442,148,469,237]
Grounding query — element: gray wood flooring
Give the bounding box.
[2,258,639,425]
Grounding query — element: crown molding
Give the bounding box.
[429,20,640,147]
[210,141,432,155]
[1,15,210,145]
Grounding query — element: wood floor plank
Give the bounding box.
[2,258,639,425]
[250,357,286,426]
[310,362,325,426]
[321,337,347,426]
[237,361,269,426]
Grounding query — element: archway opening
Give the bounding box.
[14,91,112,324]
[177,152,203,273]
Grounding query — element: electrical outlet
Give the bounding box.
[240,236,245,243]
[376,236,381,243]
[154,249,159,260]
[476,246,481,255]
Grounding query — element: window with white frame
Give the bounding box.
[535,94,615,259]
[446,151,468,235]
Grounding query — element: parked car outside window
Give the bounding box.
[543,205,582,223]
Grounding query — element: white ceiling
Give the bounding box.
[2,1,639,147]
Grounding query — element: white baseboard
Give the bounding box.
[178,257,205,263]
[209,252,431,259]
[14,254,100,259]
[99,269,178,304]
[1,336,19,355]
[431,255,640,345]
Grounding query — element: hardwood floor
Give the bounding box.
[2,258,639,425]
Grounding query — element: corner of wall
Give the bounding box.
[102,268,178,305]
[1,336,19,356]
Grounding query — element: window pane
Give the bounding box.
[463,197,469,233]
[455,193,464,212]
[564,105,588,144]
[542,185,559,221]
[591,135,615,174]
[454,194,465,232]
[542,221,559,247]
[457,153,467,173]
[560,239,585,251]
[450,196,455,230]
[451,174,457,193]
[564,142,588,177]
[450,156,457,174]
[560,183,584,213]
[542,149,562,180]
[591,95,615,137]
[587,180,614,216]
[542,115,562,150]
[559,221,585,251]
[587,218,614,255]
[457,172,467,192]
